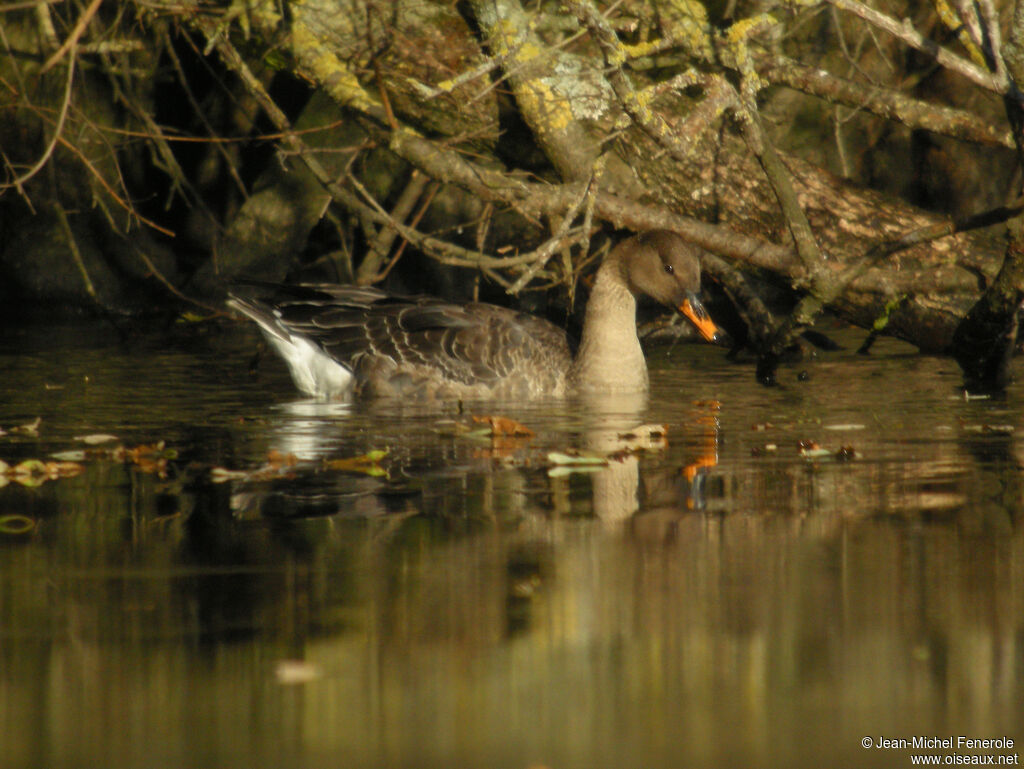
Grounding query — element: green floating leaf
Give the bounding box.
[547,451,607,467]
[548,465,605,478]
[799,448,834,460]
[12,459,47,475]
[323,449,389,477]
[0,514,36,536]
[177,311,215,324]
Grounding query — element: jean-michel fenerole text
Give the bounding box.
[874,737,1015,751]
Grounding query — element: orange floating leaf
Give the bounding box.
[472,415,534,437]
[266,450,298,469]
[44,461,84,478]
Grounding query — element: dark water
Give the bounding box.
[1,321,1022,769]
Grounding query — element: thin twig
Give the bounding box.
[7,55,74,191]
[826,0,1007,93]
[507,177,592,294]
[160,25,247,198]
[0,0,62,11]
[134,245,224,313]
[371,180,441,283]
[40,0,103,75]
[357,170,431,284]
[49,164,97,300]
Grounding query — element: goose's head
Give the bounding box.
[614,230,719,343]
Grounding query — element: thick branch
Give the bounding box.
[757,55,1015,149]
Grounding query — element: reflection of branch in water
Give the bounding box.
[958,427,1022,531]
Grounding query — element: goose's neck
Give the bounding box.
[569,262,648,392]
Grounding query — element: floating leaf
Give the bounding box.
[12,459,47,476]
[11,417,41,436]
[799,443,860,461]
[75,433,120,445]
[547,451,607,466]
[106,442,172,475]
[0,515,35,536]
[693,400,721,409]
[266,450,298,469]
[548,465,604,478]
[51,449,87,462]
[472,415,534,437]
[547,450,607,477]
[324,449,389,477]
[274,660,322,685]
[177,311,215,323]
[1,458,83,485]
[799,447,833,460]
[45,461,83,477]
[210,467,251,483]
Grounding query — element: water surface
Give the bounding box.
[1,321,1021,769]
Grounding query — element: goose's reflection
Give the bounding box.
[266,399,354,460]
[572,391,718,526]
[225,388,717,530]
[573,391,661,525]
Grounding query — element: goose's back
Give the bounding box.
[230,283,572,399]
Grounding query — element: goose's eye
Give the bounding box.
[664,264,675,275]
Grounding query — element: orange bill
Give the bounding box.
[679,296,719,343]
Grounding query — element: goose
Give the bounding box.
[228,230,718,400]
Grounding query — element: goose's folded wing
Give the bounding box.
[230,283,572,389]
[324,299,572,388]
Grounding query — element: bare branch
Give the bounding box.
[757,54,1015,149]
[40,0,103,74]
[826,0,1008,92]
[5,56,75,191]
[507,178,592,295]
